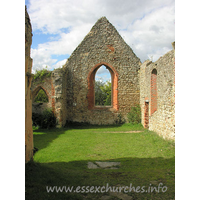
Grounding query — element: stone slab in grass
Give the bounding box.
[96,161,121,168]
[88,162,100,169]
[88,161,121,169]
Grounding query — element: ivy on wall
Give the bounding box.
[34,67,51,82]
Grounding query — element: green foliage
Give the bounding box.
[95,80,111,106]
[41,109,57,128]
[100,81,111,105]
[34,89,48,103]
[114,112,125,124]
[127,104,141,124]
[34,67,51,82]
[32,113,43,127]
[95,80,106,106]
[32,108,56,129]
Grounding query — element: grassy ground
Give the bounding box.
[26,124,175,200]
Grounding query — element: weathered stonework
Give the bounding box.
[31,68,64,125]
[30,16,175,139]
[62,17,141,125]
[139,43,175,140]
[32,74,53,114]
[25,6,34,162]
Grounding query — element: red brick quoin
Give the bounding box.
[87,62,119,110]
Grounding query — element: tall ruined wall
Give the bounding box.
[31,69,64,126]
[140,43,175,139]
[62,17,141,125]
[25,6,33,162]
[52,69,64,125]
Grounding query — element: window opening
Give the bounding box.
[95,65,111,106]
[34,88,48,103]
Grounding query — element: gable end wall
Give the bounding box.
[62,17,141,125]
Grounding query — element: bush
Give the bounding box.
[114,113,125,124]
[32,113,43,127]
[127,104,141,124]
[32,109,57,129]
[41,109,57,128]
[34,67,51,83]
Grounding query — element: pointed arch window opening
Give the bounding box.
[87,62,119,110]
[34,88,49,103]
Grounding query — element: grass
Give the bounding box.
[26,123,175,200]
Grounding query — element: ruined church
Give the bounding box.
[26,8,175,162]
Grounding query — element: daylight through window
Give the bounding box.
[34,88,48,103]
[95,65,111,106]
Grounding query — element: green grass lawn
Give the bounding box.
[26,124,175,200]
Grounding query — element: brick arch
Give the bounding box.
[32,86,50,102]
[151,68,157,115]
[87,62,119,110]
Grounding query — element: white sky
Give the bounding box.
[25,0,175,73]
[95,65,111,82]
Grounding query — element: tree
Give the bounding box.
[95,80,111,106]
[100,81,111,106]
[95,80,106,105]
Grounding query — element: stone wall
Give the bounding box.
[25,6,34,162]
[31,68,64,126]
[30,16,175,139]
[62,17,141,125]
[32,73,53,114]
[139,43,175,139]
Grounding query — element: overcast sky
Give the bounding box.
[25,0,175,75]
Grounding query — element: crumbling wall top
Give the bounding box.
[25,6,32,57]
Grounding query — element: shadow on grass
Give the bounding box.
[64,122,125,130]
[33,128,69,151]
[26,156,175,200]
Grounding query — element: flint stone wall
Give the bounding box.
[140,44,175,140]
[31,69,64,126]
[62,17,141,125]
[30,16,175,140]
